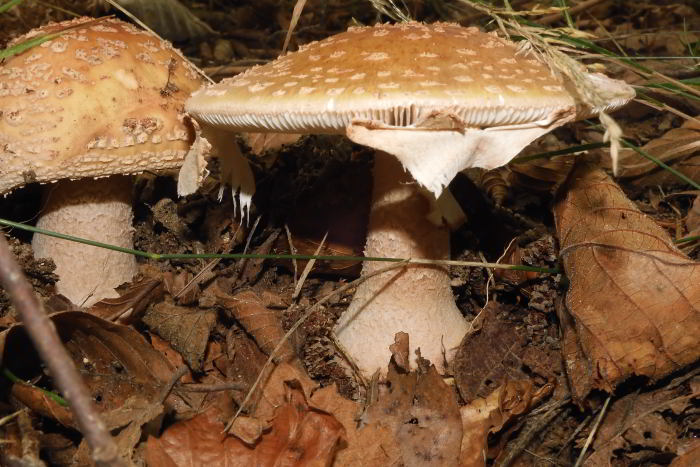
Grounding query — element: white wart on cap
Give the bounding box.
[0,17,203,306]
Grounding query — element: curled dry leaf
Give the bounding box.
[142,299,216,372]
[459,381,552,467]
[508,155,575,195]
[453,303,559,403]
[607,118,700,186]
[146,376,345,467]
[585,381,696,465]
[459,379,552,467]
[0,311,176,458]
[343,356,463,467]
[215,288,296,363]
[554,161,700,400]
[88,277,163,322]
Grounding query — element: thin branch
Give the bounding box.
[0,234,124,467]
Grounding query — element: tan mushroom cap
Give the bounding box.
[0,16,203,195]
[186,21,631,133]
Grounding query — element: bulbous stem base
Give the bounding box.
[335,152,467,379]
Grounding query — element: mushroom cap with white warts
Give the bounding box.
[185,21,634,197]
[0,16,203,195]
[186,22,632,132]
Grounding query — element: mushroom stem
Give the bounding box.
[335,152,468,378]
[32,177,138,307]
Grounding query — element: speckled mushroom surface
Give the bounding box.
[0,17,203,306]
[187,21,630,133]
[187,21,634,197]
[0,16,202,195]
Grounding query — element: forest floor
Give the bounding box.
[1,1,699,466]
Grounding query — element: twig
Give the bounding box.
[284,225,298,289]
[0,234,124,467]
[574,395,611,467]
[292,232,327,300]
[177,382,247,392]
[158,366,189,403]
[499,398,570,467]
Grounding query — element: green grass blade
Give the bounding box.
[0,31,64,60]
[0,217,557,273]
[0,0,25,14]
[511,142,607,163]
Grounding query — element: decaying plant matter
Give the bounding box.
[0,1,698,466]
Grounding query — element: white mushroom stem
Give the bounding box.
[335,152,468,378]
[32,177,138,307]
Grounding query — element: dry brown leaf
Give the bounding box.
[215,288,296,363]
[146,380,344,467]
[585,382,695,465]
[0,311,177,459]
[313,382,401,466]
[224,327,270,409]
[453,303,559,403]
[312,343,463,466]
[554,161,700,400]
[509,153,575,195]
[162,270,200,306]
[308,385,371,465]
[610,118,700,186]
[459,380,550,467]
[671,440,700,467]
[459,384,501,467]
[453,303,528,402]
[238,230,280,285]
[142,299,217,372]
[89,277,163,322]
[0,410,44,466]
[354,358,463,467]
[0,312,175,426]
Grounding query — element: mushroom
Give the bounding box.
[185,22,634,378]
[0,17,203,306]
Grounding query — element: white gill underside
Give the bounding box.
[192,103,566,134]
